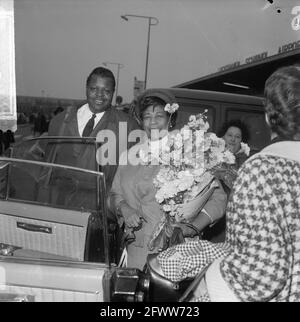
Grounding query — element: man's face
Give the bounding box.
[86,76,114,113]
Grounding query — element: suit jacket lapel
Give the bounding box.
[92,108,117,136]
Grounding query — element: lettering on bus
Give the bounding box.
[278,40,300,54]
[218,61,240,72]
[245,51,268,64]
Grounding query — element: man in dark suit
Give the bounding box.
[41,67,140,263]
[47,66,140,192]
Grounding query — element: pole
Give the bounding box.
[121,15,158,90]
[144,17,151,90]
[116,64,120,104]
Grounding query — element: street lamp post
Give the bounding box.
[103,61,124,104]
[121,14,159,90]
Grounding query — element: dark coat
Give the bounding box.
[48,105,141,191]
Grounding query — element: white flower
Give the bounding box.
[187,113,210,132]
[160,153,171,165]
[139,148,149,163]
[156,192,165,203]
[181,127,193,142]
[204,136,212,151]
[206,132,218,142]
[174,133,183,149]
[176,171,194,191]
[189,115,196,123]
[163,204,172,212]
[197,118,210,132]
[178,179,193,192]
[240,142,250,156]
[223,150,236,164]
[164,103,179,114]
[188,115,197,128]
[192,168,205,177]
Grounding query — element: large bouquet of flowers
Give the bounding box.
[139,104,236,250]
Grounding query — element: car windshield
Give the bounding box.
[0,156,109,264]
[10,136,100,171]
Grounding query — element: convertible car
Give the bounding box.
[0,137,196,302]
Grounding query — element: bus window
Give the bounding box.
[174,100,217,131]
[225,108,271,153]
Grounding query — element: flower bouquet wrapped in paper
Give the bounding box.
[138,105,236,251]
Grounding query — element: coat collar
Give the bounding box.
[77,107,117,158]
[259,141,300,164]
[90,107,117,137]
[64,105,117,137]
[247,141,300,163]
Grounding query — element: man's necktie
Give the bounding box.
[82,114,96,137]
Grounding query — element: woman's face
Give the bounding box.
[142,105,169,140]
[224,126,242,154]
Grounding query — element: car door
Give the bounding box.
[0,157,112,302]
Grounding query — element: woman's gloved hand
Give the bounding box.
[119,202,143,229]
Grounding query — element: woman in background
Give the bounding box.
[219,119,250,169]
[212,119,251,196]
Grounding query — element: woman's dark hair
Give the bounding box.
[218,119,250,143]
[86,66,116,90]
[264,65,300,140]
[138,96,178,128]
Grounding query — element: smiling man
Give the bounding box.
[47,66,140,191]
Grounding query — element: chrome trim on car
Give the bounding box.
[0,293,35,302]
[1,282,102,295]
[0,254,111,269]
[0,156,103,177]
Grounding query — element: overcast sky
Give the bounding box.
[14,0,300,103]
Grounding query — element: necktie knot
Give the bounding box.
[82,113,96,137]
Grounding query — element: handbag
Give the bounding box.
[145,253,194,302]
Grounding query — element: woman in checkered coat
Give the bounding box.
[157,66,300,302]
[200,65,300,302]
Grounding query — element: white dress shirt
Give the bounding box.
[77,103,104,137]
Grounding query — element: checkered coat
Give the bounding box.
[220,141,300,302]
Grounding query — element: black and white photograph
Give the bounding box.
[0,0,299,305]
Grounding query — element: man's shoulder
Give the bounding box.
[49,110,64,127]
[112,108,133,120]
[48,106,77,134]
[112,109,140,126]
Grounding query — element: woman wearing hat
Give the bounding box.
[108,90,227,269]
